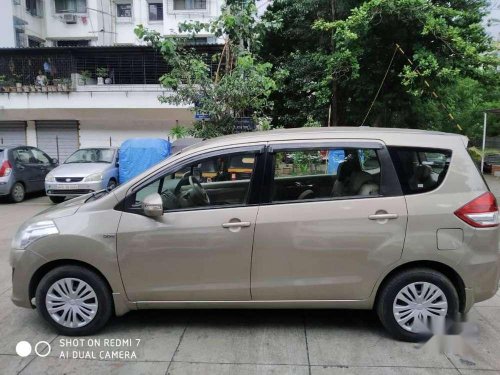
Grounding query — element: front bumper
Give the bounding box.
[45,180,105,197]
[10,249,47,309]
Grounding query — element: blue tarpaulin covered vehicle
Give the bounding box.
[119,138,171,184]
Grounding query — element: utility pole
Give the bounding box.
[329,0,339,127]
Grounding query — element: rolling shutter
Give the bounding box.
[0,121,27,146]
[36,120,79,162]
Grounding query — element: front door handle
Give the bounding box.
[222,221,251,228]
[368,213,399,220]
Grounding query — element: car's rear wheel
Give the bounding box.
[35,265,113,336]
[49,196,65,204]
[10,182,25,203]
[376,268,459,342]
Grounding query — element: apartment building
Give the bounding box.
[0,0,222,161]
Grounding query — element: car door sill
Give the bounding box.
[136,299,370,310]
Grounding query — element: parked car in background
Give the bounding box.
[0,145,57,203]
[45,148,119,204]
[482,153,500,174]
[10,128,500,342]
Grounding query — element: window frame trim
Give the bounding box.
[117,144,266,215]
[261,140,402,205]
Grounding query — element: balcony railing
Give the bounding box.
[0,45,223,93]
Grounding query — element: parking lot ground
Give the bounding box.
[1,179,500,375]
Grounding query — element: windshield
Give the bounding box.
[65,149,115,164]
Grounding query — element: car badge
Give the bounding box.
[66,178,71,182]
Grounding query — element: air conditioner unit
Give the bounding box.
[63,14,77,24]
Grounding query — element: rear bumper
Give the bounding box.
[0,178,13,196]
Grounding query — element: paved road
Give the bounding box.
[0,182,500,375]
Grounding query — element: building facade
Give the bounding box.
[0,0,223,161]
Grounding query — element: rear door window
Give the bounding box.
[388,147,452,194]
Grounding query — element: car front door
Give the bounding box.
[251,140,408,301]
[116,146,264,302]
[29,147,54,191]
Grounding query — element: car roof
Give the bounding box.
[181,127,468,154]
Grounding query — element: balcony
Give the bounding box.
[0,45,222,95]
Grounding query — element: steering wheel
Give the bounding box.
[174,174,210,206]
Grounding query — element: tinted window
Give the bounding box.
[12,148,33,165]
[388,147,452,195]
[31,148,51,165]
[272,148,381,202]
[133,152,257,211]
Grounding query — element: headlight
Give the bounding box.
[45,173,55,182]
[12,220,59,250]
[85,172,103,182]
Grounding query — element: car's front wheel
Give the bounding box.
[376,268,459,342]
[35,265,113,336]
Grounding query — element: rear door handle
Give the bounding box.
[368,213,399,220]
[222,221,251,228]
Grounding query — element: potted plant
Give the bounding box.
[96,67,108,85]
[53,78,62,91]
[13,74,22,91]
[0,75,7,92]
[61,78,71,91]
[79,70,91,85]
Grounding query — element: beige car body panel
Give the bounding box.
[9,128,500,316]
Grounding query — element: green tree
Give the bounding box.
[135,1,276,138]
[260,0,498,139]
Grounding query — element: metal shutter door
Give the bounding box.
[36,120,79,162]
[0,121,27,146]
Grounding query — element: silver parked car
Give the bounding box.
[0,145,57,203]
[45,148,119,204]
[10,128,500,341]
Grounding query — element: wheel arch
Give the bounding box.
[29,259,113,304]
[373,260,467,312]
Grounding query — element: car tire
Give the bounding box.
[49,196,65,204]
[35,265,113,336]
[376,268,459,342]
[107,178,117,191]
[9,182,25,203]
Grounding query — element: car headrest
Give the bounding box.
[414,165,432,182]
[336,156,359,182]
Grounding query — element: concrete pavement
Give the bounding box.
[0,179,499,375]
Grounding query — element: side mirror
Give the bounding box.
[52,158,58,165]
[142,193,164,218]
[115,161,119,168]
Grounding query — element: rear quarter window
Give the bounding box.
[388,147,452,195]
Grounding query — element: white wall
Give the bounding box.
[0,0,16,47]
[44,0,113,45]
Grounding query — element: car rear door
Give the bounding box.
[251,140,408,301]
[11,147,39,193]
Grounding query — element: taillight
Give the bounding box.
[454,192,499,228]
[0,161,12,177]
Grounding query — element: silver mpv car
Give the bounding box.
[10,128,500,341]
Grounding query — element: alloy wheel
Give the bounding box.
[45,278,99,328]
[12,184,25,202]
[392,281,448,333]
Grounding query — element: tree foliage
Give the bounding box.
[260,0,499,140]
[135,1,275,138]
